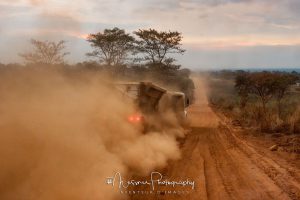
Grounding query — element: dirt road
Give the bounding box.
[131,77,300,200]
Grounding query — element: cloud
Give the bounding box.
[178,44,300,68]
[35,12,81,31]
[29,0,44,5]
[0,0,300,68]
[181,0,253,7]
[183,35,300,49]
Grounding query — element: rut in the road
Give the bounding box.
[194,125,290,200]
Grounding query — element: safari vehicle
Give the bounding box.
[167,91,189,126]
[115,82,189,131]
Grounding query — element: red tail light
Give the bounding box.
[128,114,143,123]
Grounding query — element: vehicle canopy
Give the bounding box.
[114,82,166,114]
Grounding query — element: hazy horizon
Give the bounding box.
[1,0,300,69]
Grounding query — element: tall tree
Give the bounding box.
[235,72,277,131]
[134,29,185,68]
[250,72,278,115]
[235,73,251,109]
[273,74,297,116]
[86,27,135,66]
[235,72,299,131]
[20,39,69,65]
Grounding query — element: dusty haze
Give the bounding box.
[0,68,182,200]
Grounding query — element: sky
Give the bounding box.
[0,0,300,69]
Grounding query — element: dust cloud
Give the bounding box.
[188,76,219,128]
[0,68,181,200]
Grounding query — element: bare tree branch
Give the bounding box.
[19,39,69,65]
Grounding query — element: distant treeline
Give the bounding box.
[0,27,195,103]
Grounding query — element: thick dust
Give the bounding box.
[188,76,219,128]
[0,68,181,200]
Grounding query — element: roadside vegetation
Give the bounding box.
[207,70,300,134]
[206,70,300,154]
[0,27,194,103]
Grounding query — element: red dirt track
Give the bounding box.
[131,77,300,200]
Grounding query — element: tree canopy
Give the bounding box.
[86,27,135,66]
[235,72,297,114]
[134,29,185,67]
